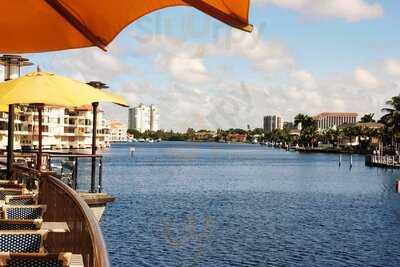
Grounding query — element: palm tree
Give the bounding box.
[322,128,341,146]
[294,114,306,128]
[294,113,318,147]
[360,113,375,123]
[294,114,316,129]
[342,125,361,146]
[381,95,400,143]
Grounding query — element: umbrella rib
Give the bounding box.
[44,0,108,51]
[182,0,253,32]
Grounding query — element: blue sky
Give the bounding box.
[4,0,400,131]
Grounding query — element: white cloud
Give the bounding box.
[155,52,211,84]
[211,29,295,72]
[256,0,384,22]
[134,35,212,84]
[291,70,317,90]
[384,59,400,77]
[48,46,127,82]
[95,32,400,130]
[136,29,295,76]
[29,29,399,131]
[354,67,382,89]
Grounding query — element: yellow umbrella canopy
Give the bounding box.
[0,105,8,112]
[0,71,128,172]
[0,0,252,53]
[0,71,128,107]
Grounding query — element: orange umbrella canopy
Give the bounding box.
[0,0,252,53]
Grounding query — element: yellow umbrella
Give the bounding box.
[0,0,252,53]
[0,71,128,171]
[0,72,128,107]
[0,105,8,112]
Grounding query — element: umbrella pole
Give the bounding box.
[91,102,98,193]
[87,81,109,193]
[6,105,15,179]
[37,104,44,171]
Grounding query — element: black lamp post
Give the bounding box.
[87,81,108,193]
[0,55,33,179]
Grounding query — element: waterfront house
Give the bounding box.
[226,133,248,143]
[193,130,217,142]
[109,121,128,143]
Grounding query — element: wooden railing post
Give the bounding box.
[98,157,103,193]
[73,157,78,190]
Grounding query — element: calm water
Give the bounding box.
[100,142,400,266]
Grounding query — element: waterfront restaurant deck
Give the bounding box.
[0,2,254,266]
[0,151,110,267]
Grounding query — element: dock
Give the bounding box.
[365,155,400,168]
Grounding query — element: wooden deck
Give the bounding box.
[0,162,110,267]
[365,155,400,168]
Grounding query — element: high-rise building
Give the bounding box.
[314,112,358,130]
[128,104,159,133]
[263,115,283,133]
[150,105,159,132]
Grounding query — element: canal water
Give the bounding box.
[100,142,400,266]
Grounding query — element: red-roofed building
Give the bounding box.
[226,133,247,143]
[314,112,358,130]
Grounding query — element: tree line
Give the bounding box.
[265,94,400,154]
[126,94,400,153]
[127,128,264,142]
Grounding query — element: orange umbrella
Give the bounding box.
[0,0,252,53]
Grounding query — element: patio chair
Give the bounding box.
[0,230,47,254]
[0,253,74,267]
[0,181,23,190]
[0,181,18,185]
[2,205,47,220]
[0,189,25,201]
[5,195,38,206]
[0,219,42,231]
[0,184,24,190]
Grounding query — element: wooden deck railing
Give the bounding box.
[366,155,400,168]
[1,151,104,193]
[5,163,111,267]
[39,172,110,267]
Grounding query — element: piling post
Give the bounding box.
[350,154,353,169]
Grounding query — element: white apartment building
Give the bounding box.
[263,115,283,133]
[314,112,358,131]
[0,105,111,150]
[128,104,159,133]
[109,121,128,143]
[149,105,159,132]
